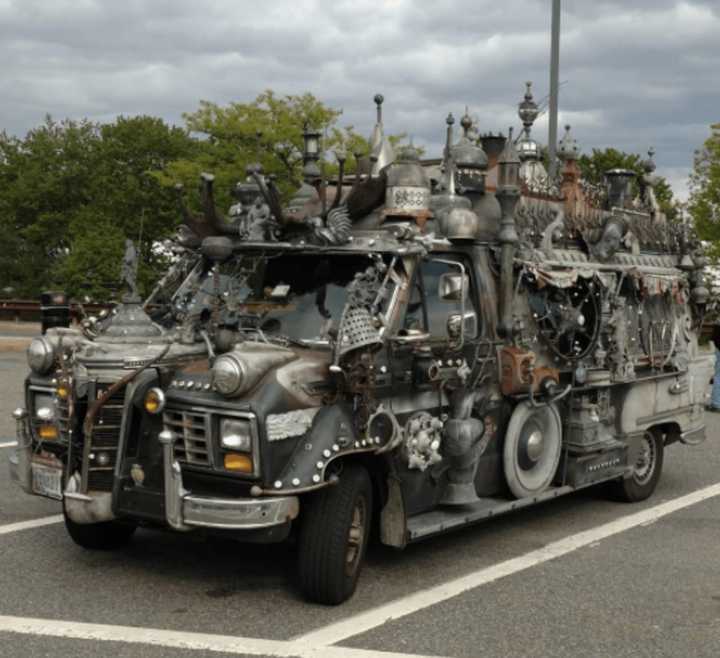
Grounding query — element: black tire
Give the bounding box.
[610,429,664,503]
[63,508,136,550]
[297,464,372,605]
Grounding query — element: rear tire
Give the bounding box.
[63,509,136,550]
[610,429,664,503]
[297,464,372,605]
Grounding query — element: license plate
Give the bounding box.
[31,463,63,500]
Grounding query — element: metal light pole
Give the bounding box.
[548,0,561,178]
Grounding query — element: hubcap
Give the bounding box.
[526,430,544,462]
[633,432,656,485]
[345,497,366,577]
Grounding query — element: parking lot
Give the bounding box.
[1,330,719,658]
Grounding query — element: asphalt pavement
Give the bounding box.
[0,337,718,658]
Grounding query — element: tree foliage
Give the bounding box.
[689,124,720,261]
[157,90,379,213]
[0,92,392,301]
[0,116,197,299]
[577,147,678,221]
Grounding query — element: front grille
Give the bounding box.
[84,384,126,491]
[56,395,71,442]
[163,409,211,466]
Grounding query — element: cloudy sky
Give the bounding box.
[1,0,717,199]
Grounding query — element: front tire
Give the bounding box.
[63,508,136,550]
[610,429,664,502]
[297,464,372,605]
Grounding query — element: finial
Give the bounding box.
[460,107,473,137]
[446,112,455,126]
[643,147,657,173]
[374,94,384,123]
[518,82,539,129]
[557,124,580,162]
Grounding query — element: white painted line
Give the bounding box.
[296,482,720,646]
[0,441,18,449]
[0,615,444,658]
[0,515,63,536]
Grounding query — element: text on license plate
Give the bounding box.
[31,463,63,500]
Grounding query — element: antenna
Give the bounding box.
[548,0,561,178]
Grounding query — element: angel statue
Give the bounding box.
[121,239,140,302]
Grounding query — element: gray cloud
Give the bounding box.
[1,0,717,199]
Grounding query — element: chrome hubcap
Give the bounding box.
[526,430,544,462]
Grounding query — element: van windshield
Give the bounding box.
[238,253,383,343]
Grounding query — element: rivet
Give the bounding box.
[312,474,321,483]
[355,441,360,448]
[274,480,282,489]
[323,449,331,458]
[332,444,339,452]
[375,437,381,444]
[292,478,300,486]
[316,461,324,469]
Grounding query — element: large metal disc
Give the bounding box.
[503,401,562,499]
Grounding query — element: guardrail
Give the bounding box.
[0,299,113,323]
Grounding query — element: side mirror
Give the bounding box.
[438,272,468,302]
[447,311,477,341]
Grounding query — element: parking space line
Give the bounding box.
[0,515,63,536]
[0,615,445,658]
[295,482,720,647]
[0,441,18,449]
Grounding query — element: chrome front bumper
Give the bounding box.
[8,409,32,494]
[158,430,299,531]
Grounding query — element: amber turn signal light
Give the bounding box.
[224,453,253,473]
[38,424,59,441]
[56,383,70,399]
[143,388,165,415]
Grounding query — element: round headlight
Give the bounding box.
[144,387,166,415]
[27,337,55,374]
[212,354,245,396]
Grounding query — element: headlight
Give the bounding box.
[27,337,55,374]
[36,406,55,422]
[143,388,166,415]
[32,393,54,418]
[212,354,246,396]
[220,418,252,451]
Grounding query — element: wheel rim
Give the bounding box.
[633,431,657,486]
[345,496,366,577]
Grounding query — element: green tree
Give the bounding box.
[689,123,720,261]
[578,147,678,221]
[0,117,100,297]
[159,90,385,212]
[0,115,197,299]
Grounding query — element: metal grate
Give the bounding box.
[163,408,211,466]
[56,395,71,443]
[85,384,126,491]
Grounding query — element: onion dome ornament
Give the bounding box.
[557,124,580,162]
[516,82,548,190]
[383,143,432,227]
[451,108,488,194]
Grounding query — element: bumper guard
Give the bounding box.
[8,408,33,494]
[158,430,299,531]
